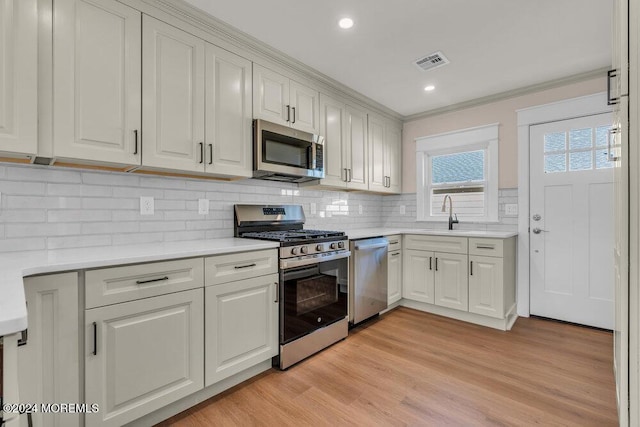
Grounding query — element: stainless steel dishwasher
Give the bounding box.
[349,237,388,325]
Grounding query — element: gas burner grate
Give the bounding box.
[241,229,345,242]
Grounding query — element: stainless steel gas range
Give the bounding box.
[234,204,350,369]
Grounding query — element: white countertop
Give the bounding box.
[345,228,518,240]
[0,238,279,337]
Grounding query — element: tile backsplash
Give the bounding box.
[0,163,517,253]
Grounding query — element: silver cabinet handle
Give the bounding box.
[532,228,548,234]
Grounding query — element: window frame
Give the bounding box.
[416,123,499,222]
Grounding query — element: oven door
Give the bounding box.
[280,254,349,344]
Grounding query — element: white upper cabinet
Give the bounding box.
[54,0,141,166]
[319,93,348,188]
[368,114,402,194]
[142,15,205,173]
[204,44,252,177]
[0,0,37,157]
[345,104,369,190]
[253,64,319,134]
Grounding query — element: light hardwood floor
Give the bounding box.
[158,307,617,426]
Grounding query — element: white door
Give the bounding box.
[530,113,614,329]
[386,123,402,193]
[388,250,402,304]
[469,255,504,318]
[434,252,468,311]
[252,64,289,126]
[204,43,252,177]
[368,113,386,192]
[54,0,141,165]
[345,104,368,190]
[142,15,205,172]
[402,249,435,303]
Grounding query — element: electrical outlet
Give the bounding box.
[505,204,518,216]
[310,202,317,215]
[198,199,210,215]
[400,205,406,215]
[358,204,363,215]
[140,196,154,215]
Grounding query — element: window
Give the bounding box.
[543,125,614,173]
[416,124,499,222]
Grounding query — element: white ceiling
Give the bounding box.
[183,0,612,117]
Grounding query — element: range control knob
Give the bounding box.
[338,241,345,249]
[316,244,324,251]
[330,243,337,250]
[291,247,299,255]
[300,246,308,254]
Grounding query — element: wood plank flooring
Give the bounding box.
[158,307,617,426]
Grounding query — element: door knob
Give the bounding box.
[532,228,547,234]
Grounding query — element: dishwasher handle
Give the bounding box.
[354,242,388,251]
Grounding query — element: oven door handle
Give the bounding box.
[280,251,351,269]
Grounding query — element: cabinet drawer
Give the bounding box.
[386,235,402,252]
[469,238,503,257]
[405,234,467,254]
[86,258,204,309]
[205,249,277,286]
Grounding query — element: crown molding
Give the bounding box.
[137,0,404,121]
[403,67,609,123]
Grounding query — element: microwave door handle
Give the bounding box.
[311,143,317,170]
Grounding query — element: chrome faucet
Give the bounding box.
[441,195,459,230]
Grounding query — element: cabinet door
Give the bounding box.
[368,113,387,192]
[205,274,278,386]
[205,44,252,177]
[386,123,402,193]
[142,15,205,172]
[469,255,504,318]
[290,80,319,133]
[253,64,290,126]
[54,0,141,165]
[0,0,37,156]
[345,104,369,190]
[18,273,80,427]
[319,94,347,187]
[434,252,469,311]
[402,249,435,303]
[388,251,402,304]
[85,288,204,427]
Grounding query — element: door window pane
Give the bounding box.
[569,128,592,150]
[544,132,566,152]
[595,126,610,148]
[569,151,593,171]
[545,154,566,173]
[595,149,614,169]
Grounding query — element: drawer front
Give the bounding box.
[386,234,402,252]
[469,238,504,257]
[405,234,468,254]
[205,249,278,286]
[86,258,204,308]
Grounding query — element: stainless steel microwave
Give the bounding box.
[253,119,325,183]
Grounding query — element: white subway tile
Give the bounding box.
[82,222,139,235]
[0,210,46,223]
[0,181,46,195]
[7,166,82,183]
[112,187,164,199]
[112,232,163,246]
[164,189,206,200]
[6,223,81,237]
[140,221,186,232]
[47,210,111,223]
[47,235,111,250]
[140,176,187,189]
[163,230,204,242]
[113,211,165,221]
[0,237,46,252]
[155,200,187,211]
[47,183,112,197]
[82,198,137,210]
[7,196,82,209]
[82,171,139,187]
[186,220,223,231]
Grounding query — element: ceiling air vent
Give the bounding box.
[414,51,450,72]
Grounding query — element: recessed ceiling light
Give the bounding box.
[338,18,354,29]
[424,85,435,92]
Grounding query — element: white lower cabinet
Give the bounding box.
[468,255,504,318]
[205,274,279,386]
[18,272,81,427]
[434,252,468,311]
[85,288,204,427]
[402,249,435,304]
[388,250,402,304]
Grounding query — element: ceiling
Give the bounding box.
[183,0,612,117]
